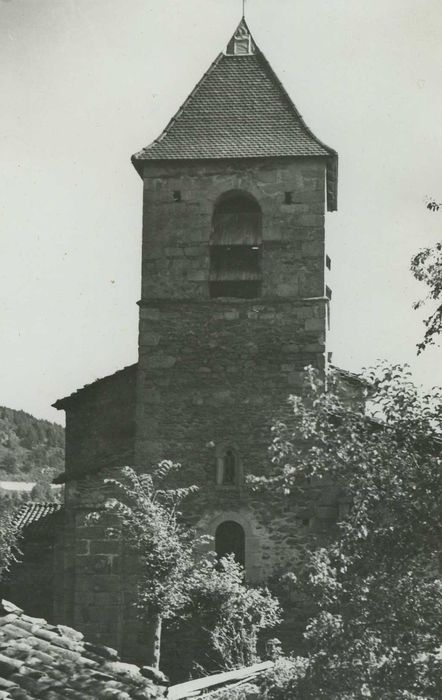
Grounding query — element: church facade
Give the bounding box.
[52,19,356,664]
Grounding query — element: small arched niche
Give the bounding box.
[216,445,242,487]
[210,191,262,299]
[215,520,245,568]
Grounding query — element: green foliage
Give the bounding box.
[0,405,64,487]
[210,683,260,699]
[253,364,442,699]
[100,464,280,672]
[258,657,309,699]
[426,198,441,213]
[184,554,280,671]
[102,462,200,621]
[0,498,22,582]
[411,201,442,352]
[1,453,18,474]
[30,481,58,503]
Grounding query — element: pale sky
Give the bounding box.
[1,0,441,424]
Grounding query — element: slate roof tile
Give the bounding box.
[132,54,332,163]
[0,601,166,699]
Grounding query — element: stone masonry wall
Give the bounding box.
[2,528,59,623]
[58,473,134,655]
[58,367,137,649]
[62,364,137,482]
[56,155,335,672]
[137,297,326,470]
[135,156,329,584]
[57,467,345,677]
[140,157,326,301]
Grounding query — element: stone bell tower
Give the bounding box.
[50,14,339,666]
[131,18,338,580]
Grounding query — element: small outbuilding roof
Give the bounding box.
[0,599,166,699]
[52,363,137,411]
[15,502,63,533]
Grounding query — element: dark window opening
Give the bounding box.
[210,281,261,299]
[210,192,262,299]
[326,255,331,270]
[223,449,236,485]
[210,245,261,277]
[215,521,245,567]
[284,191,293,204]
[212,196,261,246]
[173,190,181,202]
[326,285,332,300]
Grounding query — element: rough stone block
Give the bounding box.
[75,540,90,555]
[141,332,161,347]
[147,355,176,369]
[187,271,209,282]
[305,318,325,332]
[223,310,239,320]
[90,540,121,555]
[140,307,160,321]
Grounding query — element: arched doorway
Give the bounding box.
[215,520,245,567]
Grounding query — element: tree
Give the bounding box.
[1,453,18,475]
[99,463,280,672]
[97,462,199,670]
[0,498,22,582]
[30,481,56,502]
[182,554,280,673]
[253,364,442,699]
[411,198,442,352]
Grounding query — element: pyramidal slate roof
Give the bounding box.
[132,19,338,209]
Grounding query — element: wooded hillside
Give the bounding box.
[0,406,64,485]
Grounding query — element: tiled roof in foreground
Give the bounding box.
[0,599,166,699]
[15,502,63,531]
[132,19,338,210]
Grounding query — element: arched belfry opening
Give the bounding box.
[215,521,245,567]
[209,191,262,299]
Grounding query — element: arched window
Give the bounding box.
[223,449,236,485]
[216,446,242,486]
[215,521,245,567]
[210,191,262,299]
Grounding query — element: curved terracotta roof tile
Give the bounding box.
[0,600,166,699]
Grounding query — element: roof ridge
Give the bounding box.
[132,17,263,168]
[53,362,137,409]
[256,49,337,159]
[131,52,224,169]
